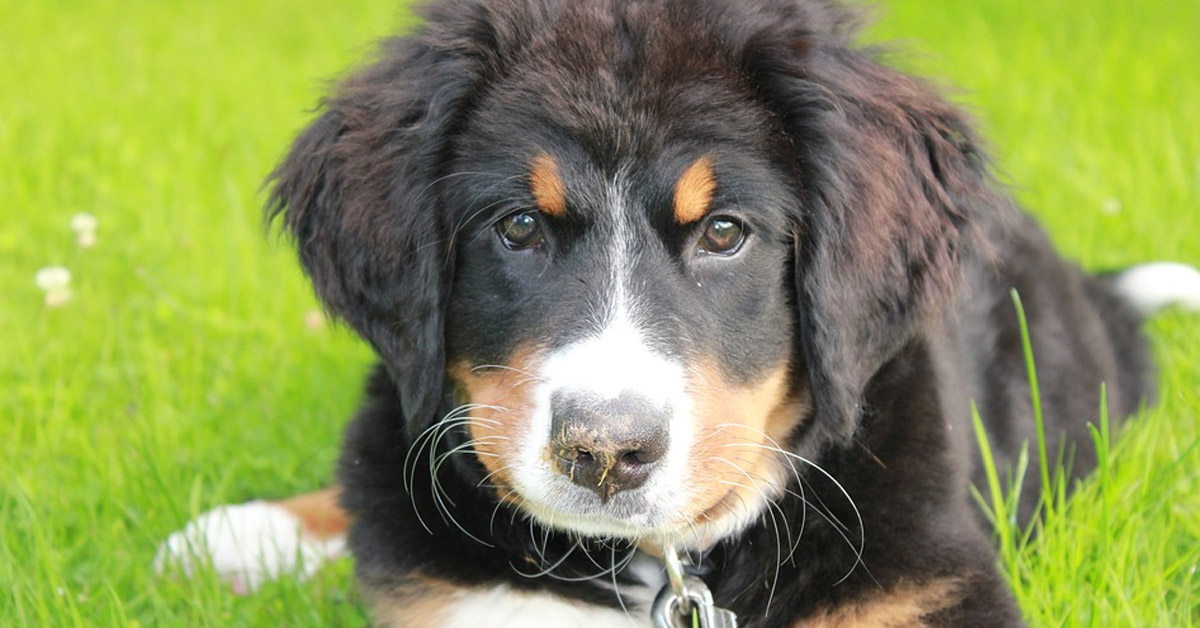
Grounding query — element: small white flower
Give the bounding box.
[1100,198,1122,215]
[35,266,72,307]
[71,212,98,248]
[304,309,326,331]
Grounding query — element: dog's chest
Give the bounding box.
[440,552,665,628]
[375,552,665,628]
[439,585,652,627]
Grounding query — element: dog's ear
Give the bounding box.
[266,12,501,436]
[747,29,998,443]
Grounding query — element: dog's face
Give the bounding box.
[441,63,807,540]
[269,0,991,548]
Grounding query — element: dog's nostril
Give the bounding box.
[621,450,644,466]
[620,447,661,467]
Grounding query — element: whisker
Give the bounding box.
[512,538,583,579]
[470,363,544,381]
[711,456,794,616]
[708,422,865,582]
[401,405,506,543]
[477,462,515,488]
[742,441,867,583]
[610,542,629,614]
[488,486,519,534]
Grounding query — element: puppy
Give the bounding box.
[157,0,1200,625]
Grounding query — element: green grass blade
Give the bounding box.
[1010,289,1054,522]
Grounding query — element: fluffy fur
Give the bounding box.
[239,0,1195,625]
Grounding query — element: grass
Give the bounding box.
[1,0,1197,625]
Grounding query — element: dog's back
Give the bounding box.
[945,210,1172,523]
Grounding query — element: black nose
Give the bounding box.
[550,391,670,502]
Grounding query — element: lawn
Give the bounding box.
[1,0,1197,626]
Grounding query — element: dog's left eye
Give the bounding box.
[497,211,544,250]
[698,216,745,255]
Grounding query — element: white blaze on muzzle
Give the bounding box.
[508,178,698,536]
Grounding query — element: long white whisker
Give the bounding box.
[713,456,789,616]
[742,441,866,583]
[470,363,544,381]
[401,406,505,544]
[708,422,865,582]
[488,486,520,534]
[718,443,807,562]
[512,538,583,579]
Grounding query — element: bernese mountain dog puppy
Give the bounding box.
[156,0,1200,625]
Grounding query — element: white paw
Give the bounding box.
[154,501,346,594]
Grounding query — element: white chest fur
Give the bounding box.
[441,585,651,628]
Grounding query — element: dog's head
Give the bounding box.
[269,0,991,547]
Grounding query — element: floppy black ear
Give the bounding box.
[746,30,999,443]
[266,10,500,436]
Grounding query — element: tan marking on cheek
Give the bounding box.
[673,155,717,225]
[683,361,808,527]
[364,575,457,628]
[795,579,961,627]
[447,345,543,497]
[529,153,567,218]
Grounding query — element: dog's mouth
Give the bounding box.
[513,484,676,537]
[510,472,777,543]
[467,401,802,547]
[448,336,806,546]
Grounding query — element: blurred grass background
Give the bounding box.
[1,0,1197,625]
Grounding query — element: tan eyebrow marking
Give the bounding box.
[673,155,717,225]
[529,153,567,218]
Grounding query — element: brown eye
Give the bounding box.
[698,217,745,255]
[497,211,543,250]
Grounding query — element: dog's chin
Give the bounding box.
[513,483,768,550]
[519,499,665,540]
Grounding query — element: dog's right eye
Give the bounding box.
[698,216,746,256]
[496,211,544,250]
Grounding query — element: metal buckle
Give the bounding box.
[651,547,738,628]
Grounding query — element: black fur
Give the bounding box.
[268,0,1155,625]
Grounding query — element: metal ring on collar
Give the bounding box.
[663,545,689,603]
